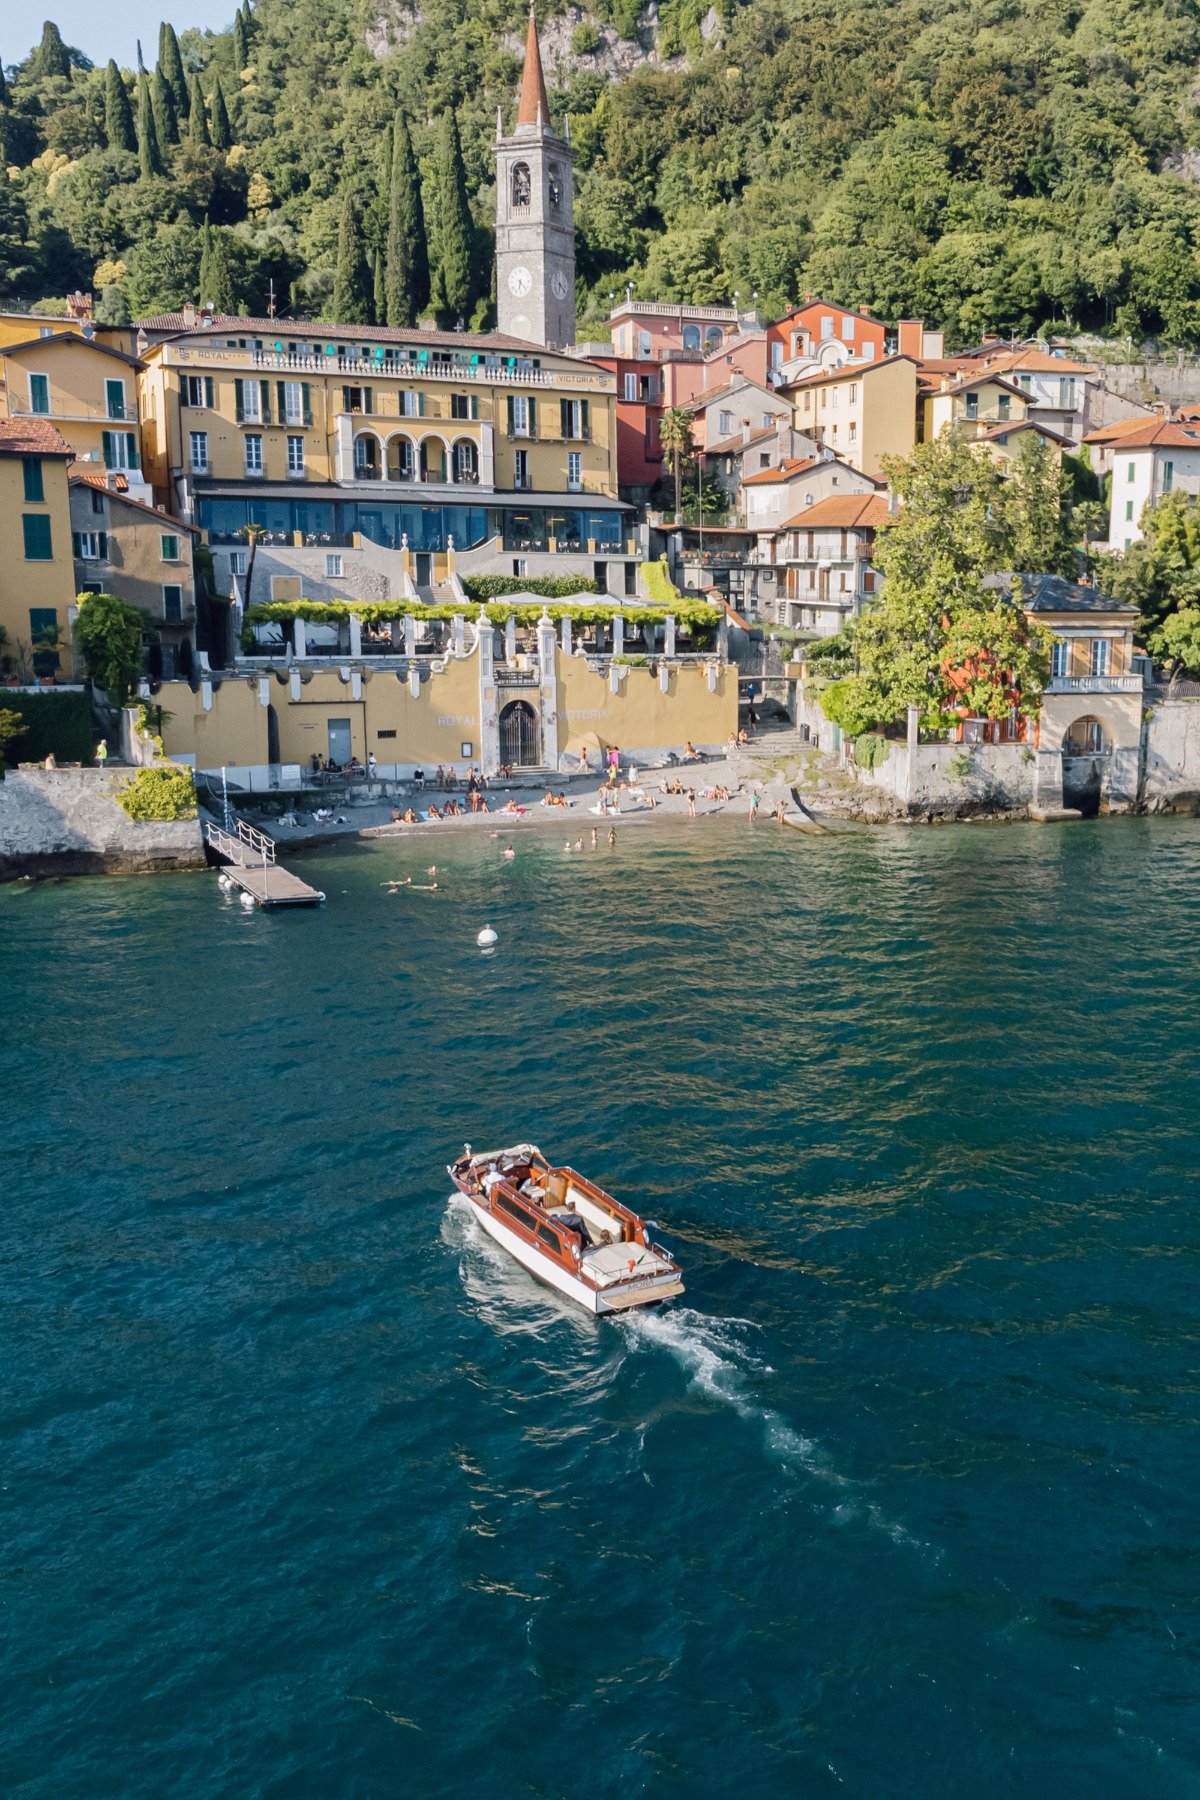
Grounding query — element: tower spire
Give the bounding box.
[517,5,551,129]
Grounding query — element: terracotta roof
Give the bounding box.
[1082,414,1160,444]
[137,314,583,357]
[689,376,781,410]
[0,417,74,458]
[975,419,1072,445]
[771,299,880,326]
[931,370,1028,398]
[776,493,890,532]
[0,331,144,368]
[741,455,822,486]
[1083,420,1200,450]
[977,348,1095,376]
[517,6,551,126]
[785,353,916,390]
[705,427,779,456]
[70,474,200,532]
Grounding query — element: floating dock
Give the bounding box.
[205,820,323,907]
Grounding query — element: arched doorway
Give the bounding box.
[499,699,540,767]
[1062,714,1108,817]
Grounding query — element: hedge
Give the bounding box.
[241,594,723,650]
[0,690,95,769]
[461,574,601,602]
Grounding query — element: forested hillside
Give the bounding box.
[3,0,1200,345]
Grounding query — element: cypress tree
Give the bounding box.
[210,79,232,150]
[158,22,188,118]
[152,68,178,148]
[136,39,146,75]
[0,60,10,105]
[233,11,249,72]
[386,111,428,328]
[373,247,386,326]
[35,22,70,80]
[331,192,372,325]
[104,60,136,153]
[434,109,472,320]
[137,76,165,178]
[199,217,235,313]
[187,73,210,144]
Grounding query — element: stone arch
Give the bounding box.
[682,324,701,351]
[1061,711,1120,754]
[451,437,478,484]
[353,431,381,480]
[419,435,448,483]
[386,434,415,482]
[499,698,540,767]
[511,162,531,209]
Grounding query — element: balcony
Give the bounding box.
[10,397,135,423]
[1046,673,1143,694]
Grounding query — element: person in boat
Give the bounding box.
[550,1200,588,1247]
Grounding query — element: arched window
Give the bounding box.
[452,439,478,484]
[387,437,414,482]
[548,164,563,211]
[420,439,446,484]
[705,326,723,350]
[511,163,531,209]
[1063,716,1107,755]
[353,433,381,480]
[682,325,701,351]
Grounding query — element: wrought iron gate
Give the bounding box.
[499,699,540,767]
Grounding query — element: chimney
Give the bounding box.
[742,421,751,444]
[897,320,923,359]
[182,302,197,329]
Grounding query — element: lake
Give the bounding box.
[2,815,1198,1796]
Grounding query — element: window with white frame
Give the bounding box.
[73,530,107,560]
[623,373,637,402]
[283,381,304,424]
[245,434,263,475]
[287,435,305,475]
[1090,638,1110,676]
[1128,461,1136,482]
[1051,639,1068,678]
[842,316,855,338]
[719,411,733,436]
[514,448,530,489]
[161,533,181,561]
[105,379,127,420]
[241,382,262,422]
[326,553,343,577]
[568,451,582,490]
[849,422,857,442]
[189,430,209,473]
[510,396,530,437]
[400,390,419,417]
[230,550,247,575]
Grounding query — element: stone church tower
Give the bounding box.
[494,8,576,348]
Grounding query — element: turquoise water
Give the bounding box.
[3,817,1199,1796]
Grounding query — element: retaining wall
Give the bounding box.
[0,768,205,880]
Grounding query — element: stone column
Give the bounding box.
[453,614,465,658]
[504,615,516,663]
[612,612,625,656]
[404,614,416,657]
[907,705,919,750]
[561,615,573,655]
[349,613,362,657]
[537,608,558,770]
[664,614,676,657]
[478,607,499,775]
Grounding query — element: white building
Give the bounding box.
[1084,419,1200,549]
[742,451,879,534]
[757,492,889,634]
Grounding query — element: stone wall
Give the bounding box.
[853,741,1037,817]
[0,768,205,880]
[1142,698,1200,810]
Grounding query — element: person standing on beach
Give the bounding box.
[776,800,787,826]
[95,739,108,771]
[749,791,759,823]
[687,789,697,818]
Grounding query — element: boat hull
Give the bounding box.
[470,1198,683,1314]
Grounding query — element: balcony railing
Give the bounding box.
[10,397,135,423]
[1046,673,1143,693]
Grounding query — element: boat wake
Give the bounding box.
[442,1193,594,1341]
[621,1306,937,1558]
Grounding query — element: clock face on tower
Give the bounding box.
[551,270,569,301]
[507,266,533,298]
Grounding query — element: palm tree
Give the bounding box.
[239,522,266,607]
[658,408,695,526]
[1074,499,1108,577]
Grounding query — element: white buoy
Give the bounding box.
[477,925,498,948]
[218,873,232,890]
[240,891,255,908]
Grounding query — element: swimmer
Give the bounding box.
[607,826,616,846]
[502,844,515,860]
[590,827,598,848]
[574,837,583,851]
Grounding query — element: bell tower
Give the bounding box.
[494,7,576,348]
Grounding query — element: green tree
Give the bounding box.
[199,216,235,312]
[658,407,694,526]
[331,191,372,324]
[104,60,136,153]
[433,109,473,321]
[152,68,179,148]
[372,246,385,326]
[34,21,71,80]
[72,593,147,702]
[137,76,165,180]
[0,176,34,296]
[186,74,211,145]
[386,110,428,327]
[158,22,189,119]
[0,708,28,770]
[233,10,250,73]
[209,79,232,151]
[1003,431,1076,575]
[94,282,131,326]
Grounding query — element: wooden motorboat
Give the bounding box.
[448,1143,684,1314]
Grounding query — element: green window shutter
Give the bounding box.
[471,394,478,421]
[126,432,140,470]
[30,374,50,414]
[23,514,53,560]
[205,375,214,408]
[72,530,82,557]
[418,391,425,418]
[277,380,286,421]
[102,430,114,466]
[365,387,373,415]
[23,456,44,502]
[507,395,514,435]
[234,378,245,422]
[342,385,351,413]
[581,399,590,438]
[529,397,537,439]
[560,399,569,438]
[98,531,108,559]
[302,382,311,425]
[260,380,271,423]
